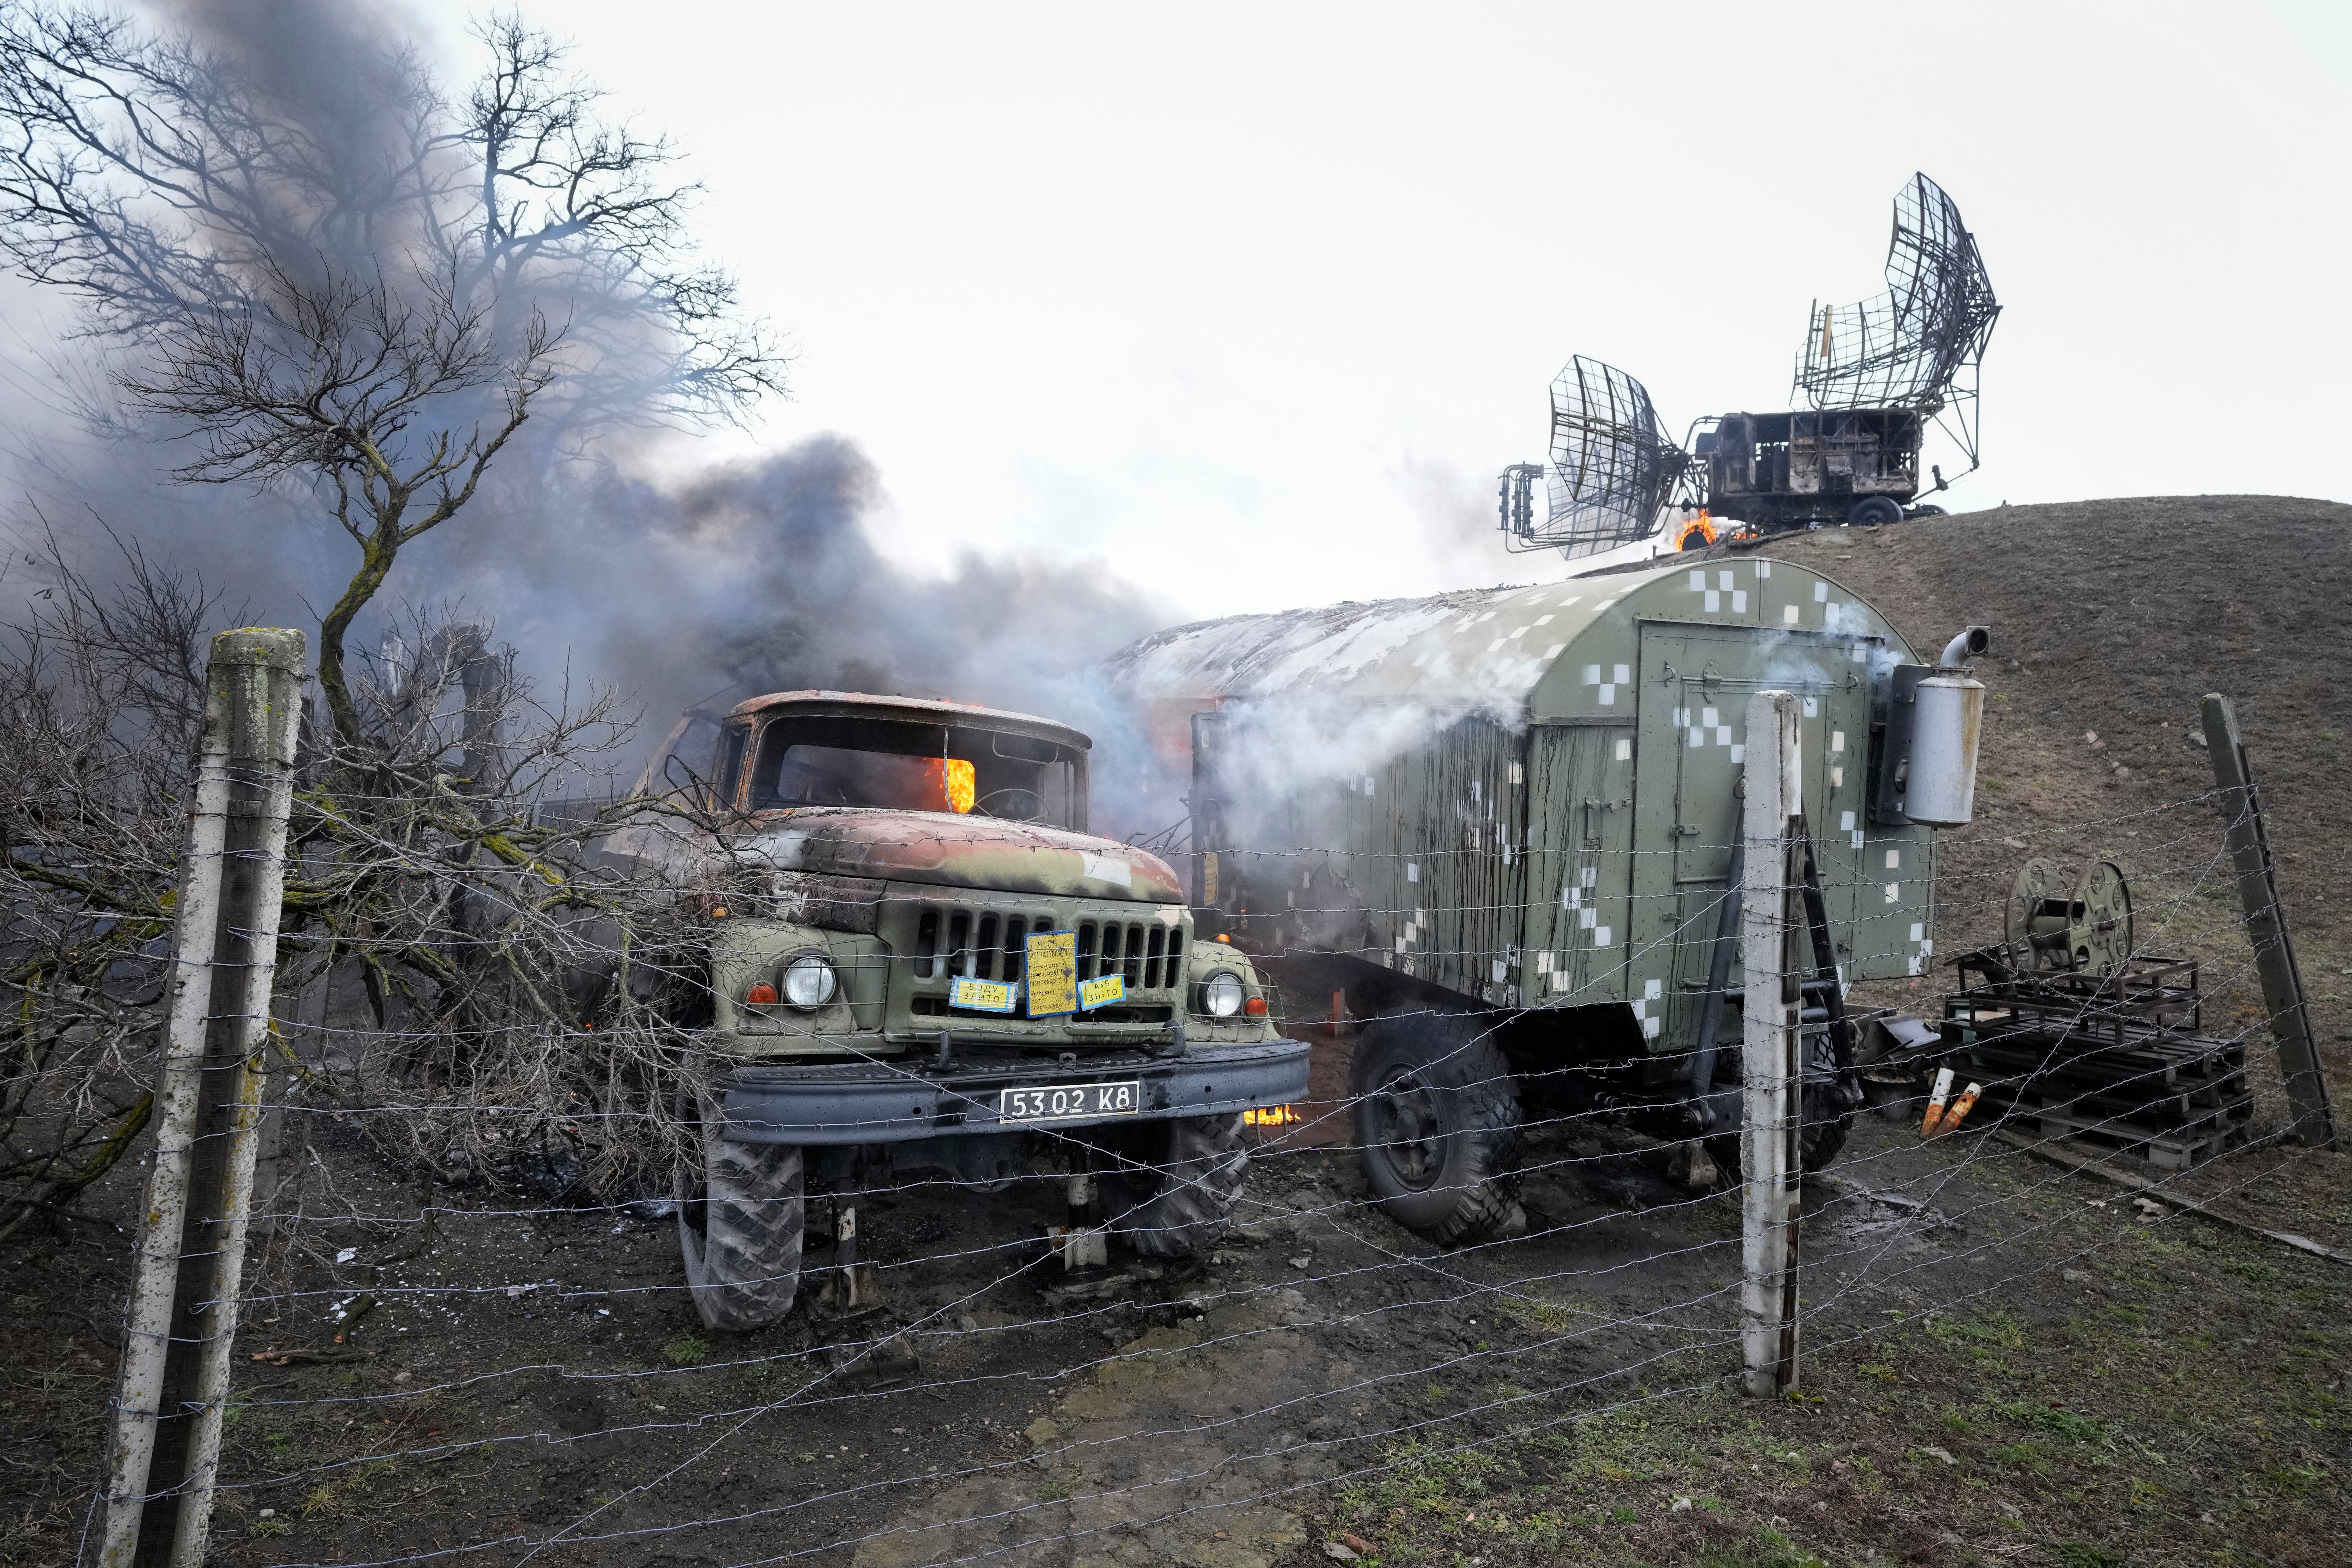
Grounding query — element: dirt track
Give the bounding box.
[5,496,2350,1568]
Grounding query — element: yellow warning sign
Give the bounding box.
[1078,973,1126,1011]
[1025,929,1078,1017]
[949,977,1016,1014]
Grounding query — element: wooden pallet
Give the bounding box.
[1985,1099,2252,1171]
[1940,953,2252,1171]
[1956,1035,2249,1129]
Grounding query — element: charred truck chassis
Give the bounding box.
[1111,560,1984,1244]
[1692,408,1928,532]
[619,692,1311,1331]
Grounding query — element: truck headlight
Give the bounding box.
[782,952,838,1009]
[1201,970,1246,1018]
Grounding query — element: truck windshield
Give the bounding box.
[743,717,1081,828]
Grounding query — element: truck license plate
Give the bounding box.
[998,1081,1141,1122]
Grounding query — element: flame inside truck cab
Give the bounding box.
[927,757,977,814]
[720,701,1088,828]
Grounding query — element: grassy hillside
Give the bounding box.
[1732,493,2350,1101]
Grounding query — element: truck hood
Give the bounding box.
[734,809,1185,903]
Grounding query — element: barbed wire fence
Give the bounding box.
[2,627,2343,1567]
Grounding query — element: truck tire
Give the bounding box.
[1106,1113,1249,1257]
[676,1082,804,1331]
[1848,496,1903,528]
[1351,1011,1525,1247]
[1703,1111,1853,1184]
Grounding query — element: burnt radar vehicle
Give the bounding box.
[1109,568,1986,1244]
[1498,173,1999,554]
[622,692,1310,1330]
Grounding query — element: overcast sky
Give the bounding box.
[399,1,2352,617]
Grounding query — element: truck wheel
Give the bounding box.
[1848,496,1903,528]
[1351,1012,1524,1247]
[1106,1113,1249,1257]
[676,1082,804,1331]
[1703,1112,1853,1184]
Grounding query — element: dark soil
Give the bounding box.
[5,495,2348,1568]
[1742,494,2350,966]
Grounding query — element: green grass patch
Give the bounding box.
[2051,1544,2126,1568]
[1990,1400,2113,1445]
[1696,1526,1829,1568]
[1927,1311,2027,1350]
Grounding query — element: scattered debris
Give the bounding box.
[1945,874,2256,1172]
[249,1346,370,1367]
[1990,1128,2352,1269]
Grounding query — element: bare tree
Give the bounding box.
[0,526,217,1241]
[0,529,716,1239]
[0,5,785,742]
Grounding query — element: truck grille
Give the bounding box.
[903,901,1187,1014]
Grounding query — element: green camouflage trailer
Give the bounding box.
[1110,553,1984,1242]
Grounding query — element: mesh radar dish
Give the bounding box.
[1498,356,1687,558]
[1796,172,2000,468]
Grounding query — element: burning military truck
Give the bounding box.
[1109,560,1985,1244]
[618,691,1310,1330]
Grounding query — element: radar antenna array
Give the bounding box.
[1499,174,1997,559]
[1797,172,2000,468]
[1499,355,1688,557]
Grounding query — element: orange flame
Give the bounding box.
[1675,512,1720,551]
[924,757,976,813]
[1244,1105,1302,1127]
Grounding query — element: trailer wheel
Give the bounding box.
[1848,496,1903,528]
[1105,1113,1249,1257]
[676,1080,804,1332]
[1703,1110,1854,1184]
[1351,1012,1525,1246]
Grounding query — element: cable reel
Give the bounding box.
[2072,860,2134,977]
[2004,857,2074,974]
[2003,856,2135,977]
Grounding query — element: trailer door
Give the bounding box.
[1634,622,1882,1013]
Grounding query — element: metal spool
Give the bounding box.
[2071,860,2135,976]
[2004,857,2075,974]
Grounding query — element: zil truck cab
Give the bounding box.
[655,691,1309,1330]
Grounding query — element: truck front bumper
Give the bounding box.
[719,1037,1312,1146]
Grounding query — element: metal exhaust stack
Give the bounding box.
[1908,626,1991,827]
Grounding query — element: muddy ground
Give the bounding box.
[8,1061,2346,1568]
[6,495,2349,1568]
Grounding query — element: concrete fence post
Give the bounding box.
[1740,690,1805,1398]
[2200,695,2335,1150]
[99,628,307,1568]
